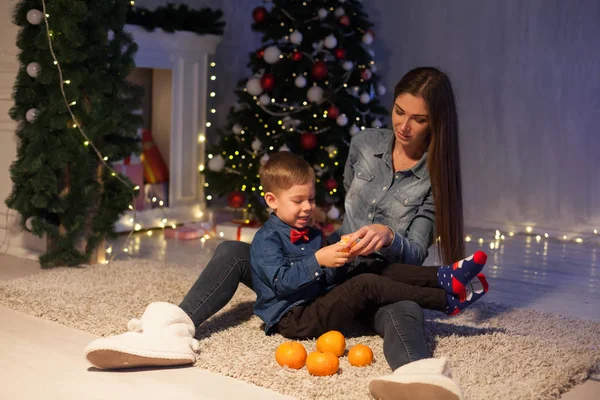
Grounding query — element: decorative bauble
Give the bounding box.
[313,164,328,177]
[26,62,41,78]
[300,132,317,150]
[227,191,246,208]
[327,105,340,119]
[25,108,39,123]
[370,64,378,73]
[339,15,350,26]
[325,177,338,191]
[292,51,303,61]
[25,216,35,231]
[360,92,371,104]
[351,86,360,96]
[252,6,268,23]
[349,124,361,136]
[256,49,265,59]
[324,35,337,49]
[260,153,270,165]
[259,94,271,105]
[246,77,263,96]
[334,48,346,59]
[377,83,387,96]
[361,69,372,81]
[336,114,348,126]
[251,138,262,151]
[26,9,43,25]
[232,123,243,135]
[334,7,345,17]
[279,144,291,152]
[263,46,282,64]
[294,76,307,88]
[208,154,225,172]
[307,86,324,103]
[342,61,353,71]
[362,32,374,45]
[260,73,275,91]
[371,119,383,128]
[311,61,328,80]
[318,8,328,19]
[327,205,340,220]
[282,116,301,130]
[325,145,338,155]
[290,30,303,45]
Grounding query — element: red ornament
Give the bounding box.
[327,105,340,119]
[311,61,328,80]
[252,6,267,23]
[291,51,303,62]
[256,49,265,59]
[300,132,318,150]
[361,69,372,81]
[227,191,246,208]
[260,73,275,91]
[339,16,350,26]
[325,178,338,191]
[334,48,346,60]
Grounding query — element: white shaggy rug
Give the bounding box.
[1,258,599,400]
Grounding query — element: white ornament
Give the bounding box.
[25,108,39,123]
[342,61,354,71]
[260,154,270,165]
[259,94,271,105]
[370,64,378,73]
[377,84,387,96]
[307,86,324,103]
[290,30,303,45]
[208,154,225,172]
[313,164,329,177]
[279,144,291,152]
[318,8,328,19]
[351,86,360,96]
[360,92,371,104]
[26,9,43,25]
[25,216,35,231]
[294,75,307,88]
[251,138,262,151]
[282,116,301,130]
[371,119,383,128]
[327,205,340,220]
[263,46,282,64]
[232,123,243,134]
[334,7,345,17]
[336,114,348,126]
[349,124,361,136]
[324,35,338,49]
[246,77,263,96]
[26,62,41,78]
[362,32,374,45]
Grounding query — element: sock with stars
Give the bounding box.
[437,250,487,295]
[445,274,489,315]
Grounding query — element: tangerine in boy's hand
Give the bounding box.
[338,235,360,253]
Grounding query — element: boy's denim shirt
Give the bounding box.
[340,128,435,266]
[250,214,348,333]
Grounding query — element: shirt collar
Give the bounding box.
[267,213,306,239]
[373,134,428,179]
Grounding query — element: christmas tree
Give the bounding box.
[6,0,142,267]
[204,0,388,222]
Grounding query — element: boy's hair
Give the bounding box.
[259,151,315,194]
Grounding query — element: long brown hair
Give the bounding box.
[393,67,465,264]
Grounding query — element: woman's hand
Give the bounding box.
[343,224,394,257]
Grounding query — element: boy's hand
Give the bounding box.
[315,243,351,267]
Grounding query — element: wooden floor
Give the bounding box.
[1,227,599,399]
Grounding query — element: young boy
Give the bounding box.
[250,151,488,339]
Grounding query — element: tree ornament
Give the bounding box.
[327,205,340,220]
[324,35,338,49]
[313,164,329,178]
[26,9,43,25]
[325,177,338,191]
[260,73,275,91]
[318,8,328,19]
[25,216,35,231]
[291,51,303,61]
[256,49,265,59]
[259,94,271,105]
[251,138,262,151]
[232,123,243,134]
[339,15,350,26]
[300,132,317,150]
[377,83,387,96]
[227,191,246,208]
[349,124,361,136]
[336,114,348,126]
[260,153,270,165]
[208,154,225,172]
[361,69,372,81]
[360,92,371,104]
[370,64,378,73]
[25,108,39,123]
[334,7,345,17]
[26,62,41,78]
[371,119,383,128]
[334,48,346,59]
[252,6,268,23]
[311,61,328,80]
[327,105,340,119]
[290,30,303,45]
[279,144,291,152]
[263,45,282,64]
[351,86,360,96]
[246,77,263,96]
[307,86,324,103]
[362,32,374,45]
[342,61,353,71]
[294,75,307,88]
[325,145,338,155]
[282,116,302,130]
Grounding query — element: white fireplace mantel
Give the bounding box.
[115,25,221,231]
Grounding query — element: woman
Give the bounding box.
[85,67,465,397]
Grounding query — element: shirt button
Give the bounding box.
[290,262,294,265]
[404,199,409,205]
[314,272,319,277]
[372,199,376,204]
[368,213,372,218]
[382,186,387,190]
[358,172,362,176]
[301,247,305,251]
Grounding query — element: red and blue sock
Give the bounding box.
[437,251,487,295]
[445,274,489,315]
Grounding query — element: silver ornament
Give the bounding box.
[26,108,39,123]
[263,46,282,64]
[307,86,324,103]
[208,155,225,172]
[294,75,307,88]
[26,9,43,25]
[26,62,41,78]
[246,77,263,96]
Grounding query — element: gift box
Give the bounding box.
[142,129,169,184]
[165,222,212,240]
[144,182,169,208]
[215,220,261,243]
[113,156,144,211]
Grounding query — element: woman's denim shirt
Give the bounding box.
[338,128,435,265]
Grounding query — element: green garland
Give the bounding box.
[126,3,225,36]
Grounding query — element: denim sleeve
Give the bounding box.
[251,232,324,297]
[343,138,358,192]
[380,189,435,265]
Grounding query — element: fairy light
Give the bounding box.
[465,235,472,242]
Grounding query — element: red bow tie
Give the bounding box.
[290,228,310,244]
